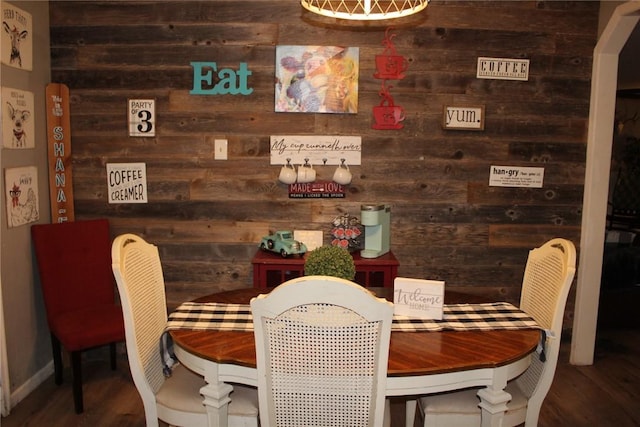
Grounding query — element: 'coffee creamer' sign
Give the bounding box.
[393,277,444,320]
[106,163,147,204]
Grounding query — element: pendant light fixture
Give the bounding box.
[301,0,429,21]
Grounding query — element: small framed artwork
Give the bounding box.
[5,165,39,228]
[1,2,33,71]
[106,163,148,204]
[2,87,35,148]
[393,277,444,320]
[477,57,529,81]
[275,45,359,114]
[442,105,485,131]
[128,99,155,137]
[294,230,324,251]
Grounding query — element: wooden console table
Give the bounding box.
[251,249,399,288]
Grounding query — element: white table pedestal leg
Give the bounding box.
[477,386,512,427]
[405,399,417,427]
[201,364,233,427]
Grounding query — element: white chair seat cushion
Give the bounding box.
[419,382,527,425]
[228,384,259,417]
[156,364,258,417]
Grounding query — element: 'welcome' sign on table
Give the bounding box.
[393,277,445,320]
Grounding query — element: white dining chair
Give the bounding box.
[112,233,259,427]
[406,238,577,427]
[250,275,394,427]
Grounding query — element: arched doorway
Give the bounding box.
[572,1,640,365]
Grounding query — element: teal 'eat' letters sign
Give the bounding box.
[190,62,253,95]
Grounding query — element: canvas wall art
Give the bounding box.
[2,86,35,149]
[2,2,33,70]
[275,45,359,114]
[5,165,39,228]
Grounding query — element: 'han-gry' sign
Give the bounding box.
[489,165,544,188]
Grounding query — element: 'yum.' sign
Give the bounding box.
[190,62,253,95]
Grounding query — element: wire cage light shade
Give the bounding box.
[301,0,429,21]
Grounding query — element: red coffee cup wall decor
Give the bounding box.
[372,81,405,130]
[374,28,409,80]
[374,54,409,80]
[372,27,408,130]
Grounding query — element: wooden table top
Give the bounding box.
[169,288,540,377]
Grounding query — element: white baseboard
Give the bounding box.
[8,360,54,410]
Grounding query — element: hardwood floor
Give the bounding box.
[2,328,639,427]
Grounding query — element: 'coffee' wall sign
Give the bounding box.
[190,62,253,95]
[476,57,529,81]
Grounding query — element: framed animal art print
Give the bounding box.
[2,87,35,149]
[1,2,33,71]
[4,165,39,228]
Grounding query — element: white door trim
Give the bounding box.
[571,1,640,365]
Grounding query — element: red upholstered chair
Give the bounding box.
[31,219,125,414]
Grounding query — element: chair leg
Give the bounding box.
[109,342,117,370]
[384,399,391,427]
[50,334,63,385]
[71,351,84,414]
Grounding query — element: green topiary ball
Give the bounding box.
[304,245,356,280]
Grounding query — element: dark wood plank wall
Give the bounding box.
[48,1,597,315]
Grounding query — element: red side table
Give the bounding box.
[251,249,399,289]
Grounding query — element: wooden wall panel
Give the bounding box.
[49,1,598,318]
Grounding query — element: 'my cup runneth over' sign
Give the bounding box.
[270,135,362,166]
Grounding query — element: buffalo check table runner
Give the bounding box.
[162,302,545,376]
[165,301,539,332]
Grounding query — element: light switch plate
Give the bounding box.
[214,139,228,160]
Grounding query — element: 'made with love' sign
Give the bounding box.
[393,277,444,320]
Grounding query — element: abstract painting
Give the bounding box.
[275,45,359,114]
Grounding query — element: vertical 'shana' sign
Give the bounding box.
[45,83,74,223]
